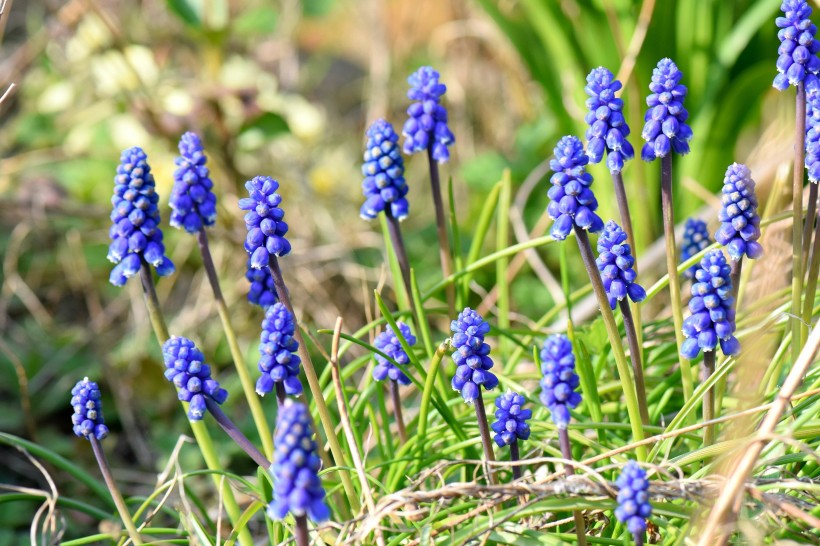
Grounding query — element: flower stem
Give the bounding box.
[730,258,742,304]
[618,300,649,426]
[204,398,270,469]
[792,81,807,359]
[702,351,716,447]
[268,256,361,511]
[802,190,820,332]
[661,155,692,403]
[802,182,817,274]
[634,532,645,546]
[275,381,286,407]
[89,437,143,546]
[388,379,408,445]
[573,228,646,460]
[426,146,456,317]
[294,515,309,546]
[611,170,637,266]
[510,439,521,480]
[196,229,273,459]
[384,211,417,321]
[473,390,496,484]
[558,428,587,546]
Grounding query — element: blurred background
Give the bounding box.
[0,0,802,541]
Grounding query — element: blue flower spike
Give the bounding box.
[539,335,582,429]
[246,258,278,308]
[806,75,820,180]
[256,303,303,397]
[360,120,410,221]
[169,132,218,233]
[715,163,763,261]
[596,220,646,310]
[546,136,605,240]
[162,336,229,420]
[267,399,330,522]
[681,219,712,278]
[640,59,693,161]
[680,250,741,359]
[774,0,820,91]
[615,461,653,538]
[107,147,175,286]
[450,308,499,404]
[372,322,416,385]
[71,377,110,441]
[584,67,635,173]
[239,176,291,270]
[402,66,455,162]
[491,391,532,448]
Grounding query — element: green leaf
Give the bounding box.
[166,0,203,28]
[241,112,290,138]
[234,7,278,36]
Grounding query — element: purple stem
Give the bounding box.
[385,210,417,319]
[426,146,456,316]
[730,258,742,304]
[473,390,496,484]
[618,299,649,426]
[510,439,522,480]
[294,515,309,546]
[204,398,270,469]
[702,351,716,446]
[275,381,286,407]
[558,428,587,546]
[389,379,408,445]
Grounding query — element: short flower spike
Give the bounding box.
[584,67,634,173]
[681,250,740,359]
[245,259,278,308]
[360,120,410,221]
[681,218,712,279]
[372,322,415,386]
[774,0,820,91]
[596,220,646,309]
[450,308,499,404]
[640,58,693,161]
[402,66,455,162]
[169,132,218,233]
[490,391,532,447]
[715,163,763,261]
[615,461,653,535]
[162,336,229,420]
[539,335,582,429]
[107,147,175,286]
[806,74,820,181]
[256,303,302,397]
[70,377,110,441]
[267,399,330,522]
[546,135,605,240]
[239,176,291,269]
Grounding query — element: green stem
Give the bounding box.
[427,146,456,317]
[558,428,587,546]
[702,351,716,447]
[89,437,143,546]
[573,228,646,461]
[802,180,817,275]
[196,229,273,459]
[618,300,649,426]
[417,343,448,453]
[496,171,512,358]
[792,81,807,358]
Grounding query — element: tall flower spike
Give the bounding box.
[267,399,330,522]
[681,250,740,359]
[360,120,410,221]
[539,335,582,429]
[107,147,175,286]
[256,303,303,396]
[807,75,820,180]
[402,66,455,162]
[584,67,635,173]
[372,322,415,385]
[490,391,532,447]
[596,220,646,309]
[239,176,291,269]
[615,461,653,536]
[162,336,229,420]
[246,259,278,308]
[640,59,693,161]
[681,218,712,278]
[169,132,218,233]
[450,308,499,404]
[715,163,763,261]
[546,135,605,240]
[774,0,820,91]
[71,377,110,440]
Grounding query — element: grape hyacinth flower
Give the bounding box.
[360,120,409,221]
[240,176,291,269]
[715,163,763,261]
[596,221,646,310]
[257,303,303,399]
[640,59,693,161]
[402,66,455,162]
[162,336,228,420]
[107,147,175,286]
[71,377,109,441]
[546,135,605,240]
[539,335,582,429]
[491,391,531,448]
[773,0,820,91]
[169,132,217,233]
[268,399,330,523]
[246,259,278,308]
[615,461,652,540]
[372,322,415,386]
[806,75,820,180]
[681,219,712,278]
[584,67,634,173]
[450,308,499,404]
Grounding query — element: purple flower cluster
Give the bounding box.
[360,120,410,221]
[539,335,582,429]
[162,336,228,420]
[490,391,532,447]
[715,163,763,261]
[640,58,693,161]
[70,378,109,441]
[681,218,712,279]
[257,303,303,397]
[246,260,278,308]
[450,308,499,404]
[240,176,291,270]
[807,75,820,181]
[402,66,455,162]
[584,67,634,173]
[169,132,217,233]
[596,221,646,310]
[372,322,415,386]
[615,461,652,535]
[546,136,604,240]
[774,0,820,90]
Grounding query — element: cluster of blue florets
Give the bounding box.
[246,260,278,308]
[715,163,763,261]
[546,136,604,240]
[70,378,110,441]
[107,147,175,286]
[169,132,218,234]
[450,308,498,404]
[360,120,410,221]
[596,221,646,310]
[584,67,634,173]
[240,176,291,269]
[162,337,228,420]
[372,322,415,385]
[615,461,653,536]
[806,75,820,181]
[681,218,712,278]
[257,303,303,397]
[539,335,582,429]
[402,66,455,162]
[491,391,532,447]
[774,0,820,90]
[640,58,693,160]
